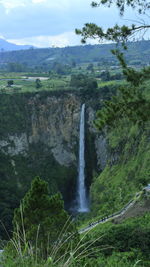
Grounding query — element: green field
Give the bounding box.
[0,70,125,94]
[0,74,72,93]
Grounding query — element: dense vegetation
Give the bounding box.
[75,0,150,221]
[91,116,150,217]
[0,40,150,72]
[1,68,150,267]
[8,177,78,258]
[80,212,150,266]
[0,0,150,264]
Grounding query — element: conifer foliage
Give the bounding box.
[76,0,150,44]
[76,0,150,130]
[12,177,78,258]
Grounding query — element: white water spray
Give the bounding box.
[77,104,89,212]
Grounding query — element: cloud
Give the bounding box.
[0,0,93,39]
[0,0,93,12]
[0,0,81,10]
[0,0,146,47]
[8,31,82,47]
[32,0,46,3]
[0,0,119,39]
[0,0,26,12]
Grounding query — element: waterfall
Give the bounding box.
[77,104,89,212]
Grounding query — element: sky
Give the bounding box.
[0,0,149,47]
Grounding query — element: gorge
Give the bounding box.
[0,86,150,242]
[0,89,108,238]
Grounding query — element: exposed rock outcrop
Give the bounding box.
[0,90,109,212]
[0,91,107,170]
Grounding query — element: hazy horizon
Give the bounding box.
[0,0,149,48]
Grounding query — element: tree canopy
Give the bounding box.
[92,0,150,14]
[11,177,78,259]
[76,0,150,130]
[70,73,98,90]
[76,0,150,45]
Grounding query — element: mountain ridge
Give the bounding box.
[0,38,34,51]
[0,40,149,68]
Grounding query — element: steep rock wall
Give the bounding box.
[0,91,107,173]
[0,90,108,239]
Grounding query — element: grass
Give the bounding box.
[0,71,77,94]
[1,219,104,267]
[0,70,127,94]
[90,107,150,217]
[98,79,126,87]
[0,72,25,79]
[0,78,125,94]
[0,77,71,94]
[78,188,143,235]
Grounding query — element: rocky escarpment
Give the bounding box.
[0,91,107,173]
[0,90,109,239]
[28,93,82,167]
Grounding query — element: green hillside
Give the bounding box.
[0,44,150,267]
[91,117,150,217]
[0,40,150,72]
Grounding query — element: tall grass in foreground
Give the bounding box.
[0,219,145,267]
[0,215,105,267]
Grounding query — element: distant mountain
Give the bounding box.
[0,38,34,51]
[0,40,150,70]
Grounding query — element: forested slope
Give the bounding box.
[0,40,150,68]
[91,118,150,216]
[89,67,150,217]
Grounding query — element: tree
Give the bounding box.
[76,1,150,45]
[100,70,111,81]
[70,74,98,90]
[12,177,78,258]
[7,80,14,87]
[87,63,94,72]
[35,78,42,89]
[76,0,150,129]
[52,62,71,75]
[76,0,150,85]
[7,62,26,72]
[71,60,76,68]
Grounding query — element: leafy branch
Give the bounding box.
[91,1,150,15]
[76,0,150,130]
[75,24,150,46]
[76,0,150,46]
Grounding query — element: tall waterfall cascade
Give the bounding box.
[77,104,89,212]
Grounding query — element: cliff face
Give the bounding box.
[0,92,107,170]
[0,91,107,214]
[27,93,80,167]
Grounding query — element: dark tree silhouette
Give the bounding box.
[12,177,78,258]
